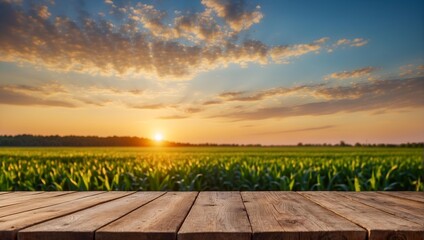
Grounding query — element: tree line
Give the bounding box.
[0,135,188,147]
[0,135,422,147]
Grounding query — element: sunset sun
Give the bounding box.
[154,133,164,142]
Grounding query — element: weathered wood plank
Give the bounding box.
[301,192,424,240]
[0,191,132,240]
[0,192,42,202]
[178,192,251,240]
[242,192,366,240]
[378,191,424,203]
[0,191,100,217]
[339,192,424,226]
[18,192,164,240]
[96,192,197,240]
[0,191,73,208]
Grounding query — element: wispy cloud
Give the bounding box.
[324,67,377,80]
[158,115,188,120]
[335,38,368,47]
[0,82,147,108]
[0,83,67,95]
[203,100,223,105]
[216,85,314,102]
[130,103,166,110]
[399,64,424,77]
[184,107,203,113]
[0,1,367,80]
[0,85,76,107]
[214,77,424,120]
[257,125,336,135]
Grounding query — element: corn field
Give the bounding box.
[0,147,422,191]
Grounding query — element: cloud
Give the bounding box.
[185,107,202,113]
[174,11,227,43]
[215,77,424,120]
[324,67,377,80]
[335,38,368,47]
[212,85,316,103]
[130,3,227,43]
[203,100,222,105]
[83,86,144,96]
[0,83,147,108]
[0,1,367,80]
[258,125,336,135]
[130,103,166,110]
[270,38,329,62]
[0,85,76,107]
[37,5,50,19]
[399,64,424,77]
[0,83,67,95]
[201,0,263,32]
[158,115,188,120]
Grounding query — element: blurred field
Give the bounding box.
[0,147,422,191]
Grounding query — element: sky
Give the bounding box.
[0,0,423,145]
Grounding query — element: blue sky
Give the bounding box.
[0,0,423,144]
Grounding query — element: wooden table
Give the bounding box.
[0,191,423,240]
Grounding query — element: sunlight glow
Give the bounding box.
[154,133,163,142]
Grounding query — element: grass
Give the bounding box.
[0,147,422,191]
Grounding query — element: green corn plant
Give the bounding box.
[0,147,422,191]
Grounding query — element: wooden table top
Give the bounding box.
[0,191,423,240]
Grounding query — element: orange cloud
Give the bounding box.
[216,85,313,102]
[0,85,76,107]
[37,5,50,19]
[0,82,147,108]
[158,115,188,120]
[324,67,377,80]
[214,77,424,120]
[399,64,424,77]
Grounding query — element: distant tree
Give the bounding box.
[339,141,351,147]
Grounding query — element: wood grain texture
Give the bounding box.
[242,192,366,240]
[0,191,74,209]
[378,191,424,203]
[18,192,164,240]
[339,192,424,226]
[0,192,131,240]
[0,191,99,217]
[178,191,251,240]
[301,192,424,240]
[0,192,43,203]
[96,192,197,240]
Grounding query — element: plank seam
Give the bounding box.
[0,191,76,209]
[239,191,253,239]
[334,192,424,226]
[298,192,370,236]
[175,191,200,239]
[16,192,136,238]
[92,191,168,240]
[376,191,424,203]
[0,191,106,218]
